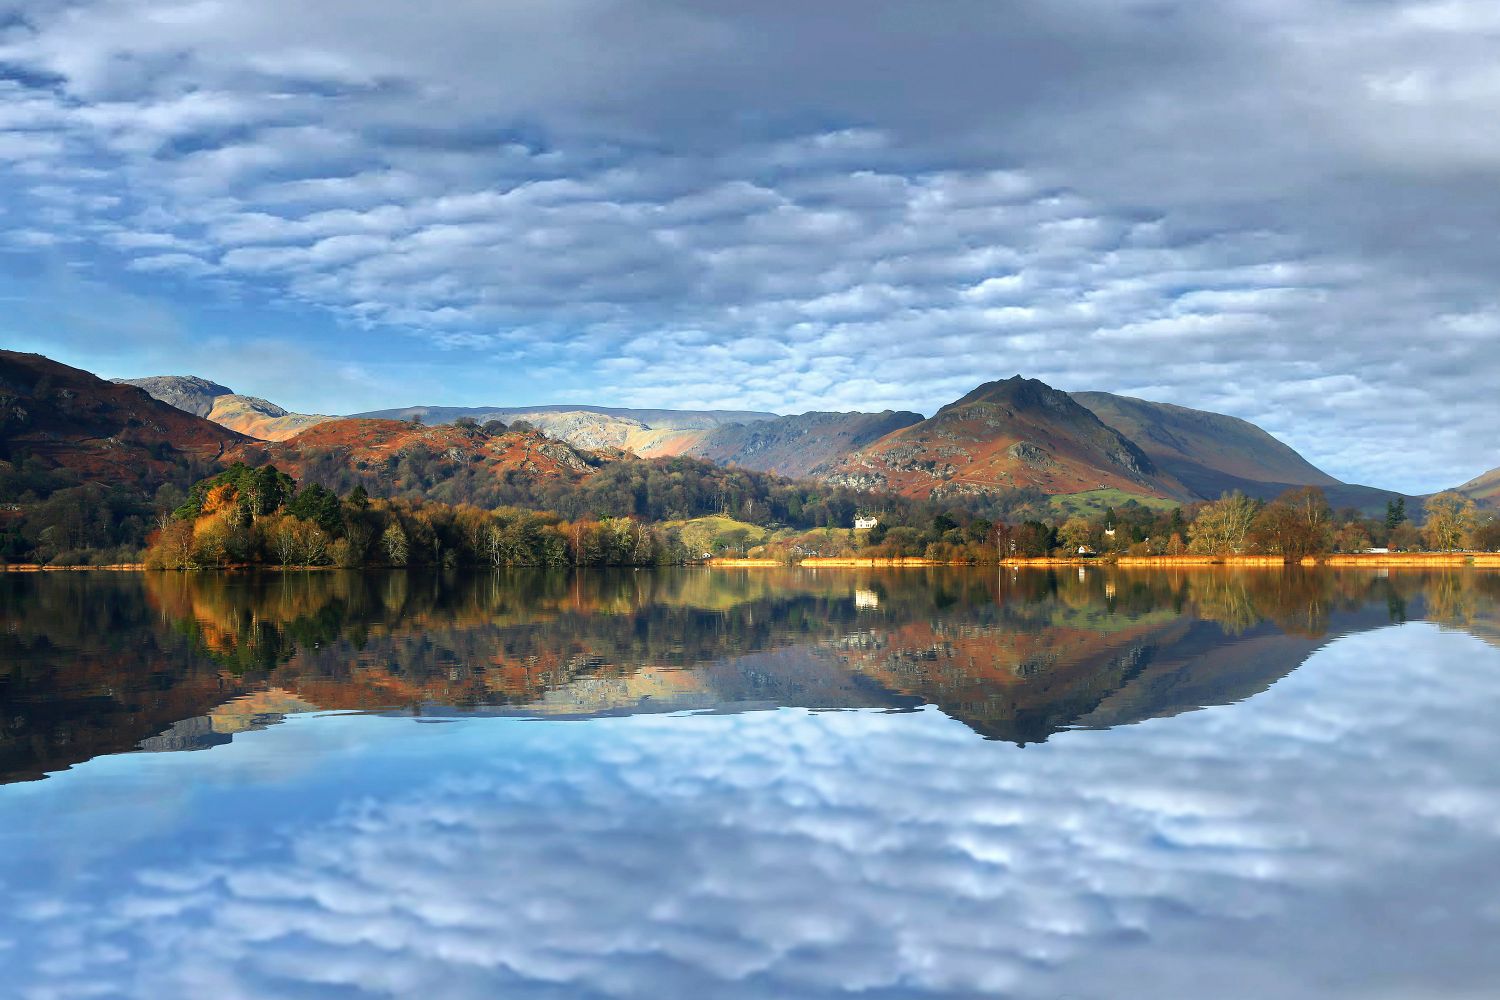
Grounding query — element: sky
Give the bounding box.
[0,0,1497,492]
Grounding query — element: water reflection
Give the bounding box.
[4,567,1500,783]
[3,569,1500,998]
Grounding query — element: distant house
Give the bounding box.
[854,515,879,530]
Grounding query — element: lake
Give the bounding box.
[3,567,1500,998]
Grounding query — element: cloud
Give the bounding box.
[0,1,1498,488]
[3,624,1500,998]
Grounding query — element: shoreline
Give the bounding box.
[6,552,1499,573]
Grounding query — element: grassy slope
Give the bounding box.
[1047,489,1183,518]
[660,515,776,555]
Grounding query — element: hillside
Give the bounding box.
[116,375,333,441]
[1073,391,1407,510]
[229,417,610,504]
[513,410,652,451]
[352,403,778,431]
[2,352,246,484]
[1072,392,1339,494]
[200,394,332,441]
[1456,466,1500,508]
[826,376,1189,502]
[640,410,925,478]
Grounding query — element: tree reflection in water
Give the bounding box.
[3,567,1499,782]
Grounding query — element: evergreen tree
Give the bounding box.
[1385,496,1407,531]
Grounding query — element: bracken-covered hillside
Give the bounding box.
[827,376,1189,501]
[230,417,610,506]
[3,352,246,484]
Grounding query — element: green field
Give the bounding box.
[661,515,776,556]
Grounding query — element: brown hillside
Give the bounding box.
[204,395,333,441]
[1457,466,1500,508]
[0,351,246,484]
[232,417,610,490]
[827,376,1189,501]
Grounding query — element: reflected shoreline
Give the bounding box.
[4,566,1499,783]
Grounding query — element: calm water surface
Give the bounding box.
[3,567,1500,998]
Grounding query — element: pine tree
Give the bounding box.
[1385,496,1407,531]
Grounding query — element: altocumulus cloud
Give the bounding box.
[1,0,1499,488]
[3,625,1500,998]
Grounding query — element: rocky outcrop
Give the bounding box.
[112,375,232,417]
[116,375,333,441]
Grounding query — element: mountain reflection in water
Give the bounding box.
[5,568,1500,999]
[4,567,1498,784]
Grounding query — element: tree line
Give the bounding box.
[8,439,1496,568]
[1050,487,1498,558]
[144,463,711,569]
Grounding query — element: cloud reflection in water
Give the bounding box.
[3,624,1500,999]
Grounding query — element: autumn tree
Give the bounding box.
[1332,520,1372,553]
[1470,516,1500,552]
[1059,516,1094,553]
[382,522,409,565]
[1248,486,1332,559]
[1424,491,1478,552]
[147,520,195,569]
[1188,492,1260,555]
[1389,521,1423,552]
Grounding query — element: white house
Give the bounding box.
[854,515,879,530]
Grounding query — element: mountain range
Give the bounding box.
[19,352,1492,512]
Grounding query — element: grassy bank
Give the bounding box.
[707,552,1500,569]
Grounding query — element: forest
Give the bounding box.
[5,441,1497,568]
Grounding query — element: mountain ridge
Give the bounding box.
[109,365,1427,509]
[826,376,1192,502]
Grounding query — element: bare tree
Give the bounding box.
[1424,491,1477,552]
[269,516,300,566]
[299,524,330,566]
[1188,492,1261,554]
